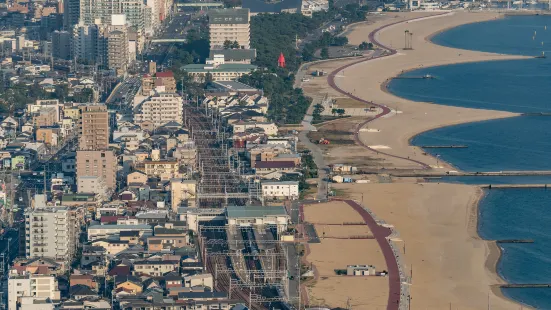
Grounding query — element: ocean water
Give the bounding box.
[410,116,551,172]
[388,15,551,113]
[387,15,551,308]
[479,189,551,309]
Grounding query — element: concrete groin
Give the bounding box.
[390,171,551,177]
[501,284,551,288]
[420,145,468,148]
[481,184,550,189]
[496,239,534,244]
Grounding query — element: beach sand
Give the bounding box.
[333,182,517,310]
[303,201,388,309]
[299,11,527,310]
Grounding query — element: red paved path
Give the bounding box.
[323,13,451,309]
[326,15,458,170]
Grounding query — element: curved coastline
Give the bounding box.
[379,13,536,309]
[327,11,531,309]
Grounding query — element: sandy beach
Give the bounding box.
[298,11,529,310]
[302,201,388,309]
[332,182,516,310]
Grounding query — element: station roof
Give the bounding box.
[226,205,287,218]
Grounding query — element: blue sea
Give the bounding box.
[388,15,551,309]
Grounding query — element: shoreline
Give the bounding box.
[338,11,529,309]
[372,13,533,309]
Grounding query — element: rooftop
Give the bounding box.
[208,8,249,24]
[155,71,174,78]
[262,181,299,186]
[242,0,301,13]
[182,63,257,73]
[226,205,287,218]
[212,80,259,92]
[89,224,152,230]
[209,49,257,61]
[254,161,297,169]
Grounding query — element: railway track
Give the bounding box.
[184,104,247,207]
[206,255,265,310]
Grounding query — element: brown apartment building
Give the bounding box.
[141,71,177,95]
[78,105,109,151]
[76,150,117,191]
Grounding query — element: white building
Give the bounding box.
[170,179,197,211]
[262,181,299,200]
[232,121,278,136]
[208,9,250,50]
[25,207,78,263]
[134,93,183,127]
[8,272,60,310]
[226,205,290,232]
[87,224,152,241]
[113,125,148,142]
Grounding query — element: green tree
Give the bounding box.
[320,47,329,59]
[205,72,214,84]
[231,41,240,49]
[223,40,232,49]
[331,36,348,46]
[359,41,373,50]
[337,108,345,116]
[312,103,324,121]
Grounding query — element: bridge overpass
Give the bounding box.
[151,38,187,43]
[176,2,223,8]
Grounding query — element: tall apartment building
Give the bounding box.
[63,0,80,30]
[145,0,161,35]
[134,93,183,128]
[24,207,78,263]
[72,22,99,64]
[78,105,109,151]
[8,273,60,310]
[78,0,145,54]
[76,150,117,192]
[80,0,144,29]
[52,30,71,60]
[107,28,129,76]
[208,8,250,50]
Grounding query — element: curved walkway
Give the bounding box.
[321,13,450,310]
[326,14,451,170]
[342,199,400,310]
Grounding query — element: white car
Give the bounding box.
[302,78,310,82]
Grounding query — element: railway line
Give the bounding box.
[183,103,250,207]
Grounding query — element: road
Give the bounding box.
[145,12,197,68]
[158,13,192,40]
[105,76,141,107]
